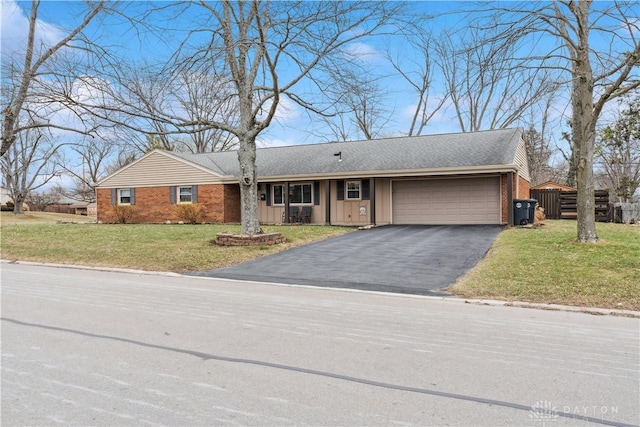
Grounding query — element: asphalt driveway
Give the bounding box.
[196,225,503,296]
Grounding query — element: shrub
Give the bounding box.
[175,203,202,224]
[111,205,138,224]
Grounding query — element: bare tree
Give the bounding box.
[522,89,562,186]
[171,71,239,153]
[489,1,640,242]
[1,118,65,214]
[153,1,401,235]
[58,136,120,202]
[318,67,392,142]
[435,24,558,132]
[387,25,448,136]
[1,0,109,158]
[596,94,640,203]
[25,185,64,211]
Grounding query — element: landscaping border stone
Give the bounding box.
[215,232,285,246]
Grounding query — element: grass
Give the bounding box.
[450,220,640,310]
[2,213,639,310]
[0,212,353,273]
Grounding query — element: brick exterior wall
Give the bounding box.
[500,173,531,224]
[97,184,240,223]
[223,184,241,223]
[518,175,530,199]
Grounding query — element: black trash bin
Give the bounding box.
[528,198,538,224]
[513,199,537,225]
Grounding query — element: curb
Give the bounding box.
[2,259,639,319]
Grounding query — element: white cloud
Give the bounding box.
[1,0,66,60]
[341,42,383,64]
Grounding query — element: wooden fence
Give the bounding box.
[530,189,613,222]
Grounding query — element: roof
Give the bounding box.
[531,181,576,191]
[166,128,524,180]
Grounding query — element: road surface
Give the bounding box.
[1,262,638,426]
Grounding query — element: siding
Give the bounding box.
[99,151,222,188]
[514,138,531,182]
[374,178,392,225]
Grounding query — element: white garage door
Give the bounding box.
[392,177,501,224]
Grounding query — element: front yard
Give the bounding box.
[450,220,640,310]
[1,213,638,310]
[0,212,353,272]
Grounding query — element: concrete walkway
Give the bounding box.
[196,225,503,295]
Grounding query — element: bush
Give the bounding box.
[111,205,138,224]
[175,203,202,224]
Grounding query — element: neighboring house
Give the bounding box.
[96,128,531,226]
[531,181,576,191]
[70,201,90,215]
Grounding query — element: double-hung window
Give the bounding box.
[178,186,193,203]
[346,180,361,200]
[118,188,132,204]
[273,184,285,205]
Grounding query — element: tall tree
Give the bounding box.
[163,0,399,234]
[387,25,448,136]
[58,136,119,202]
[489,1,640,242]
[596,94,640,203]
[1,118,64,214]
[319,67,391,141]
[1,0,108,158]
[435,24,557,132]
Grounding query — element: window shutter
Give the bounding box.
[170,186,176,204]
[314,182,320,205]
[266,184,271,206]
[130,188,136,205]
[111,189,116,205]
[336,180,344,201]
[192,185,198,203]
[362,179,370,200]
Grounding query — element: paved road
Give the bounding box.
[2,262,639,426]
[198,225,503,295]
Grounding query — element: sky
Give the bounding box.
[1,0,637,193]
[1,1,487,148]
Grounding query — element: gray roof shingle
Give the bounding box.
[169,128,523,179]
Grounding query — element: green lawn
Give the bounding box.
[450,220,640,310]
[0,212,353,273]
[2,213,638,310]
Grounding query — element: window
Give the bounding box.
[290,183,312,204]
[118,188,132,204]
[346,180,361,200]
[273,184,284,205]
[178,186,192,203]
[272,183,313,205]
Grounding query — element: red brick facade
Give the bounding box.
[500,173,531,224]
[517,175,530,199]
[97,184,241,223]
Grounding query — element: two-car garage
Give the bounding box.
[391,176,501,225]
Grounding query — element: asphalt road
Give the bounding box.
[2,262,639,426]
[198,225,503,295]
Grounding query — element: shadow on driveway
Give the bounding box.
[195,225,503,296]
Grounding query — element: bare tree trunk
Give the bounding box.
[237,136,261,235]
[572,1,598,243]
[12,193,26,215]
